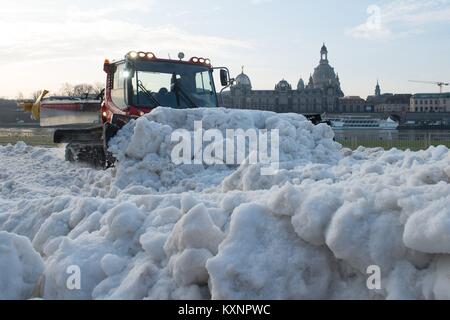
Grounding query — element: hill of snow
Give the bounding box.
[1,107,450,300]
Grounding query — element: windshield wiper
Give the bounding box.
[138,80,161,108]
[172,74,197,108]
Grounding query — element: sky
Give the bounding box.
[0,0,449,99]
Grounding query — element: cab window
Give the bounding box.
[111,63,128,109]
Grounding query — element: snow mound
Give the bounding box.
[108,107,341,193]
[0,142,111,200]
[0,231,44,299]
[206,203,333,299]
[2,108,450,300]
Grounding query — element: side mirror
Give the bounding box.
[220,69,229,86]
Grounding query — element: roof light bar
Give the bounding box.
[125,51,210,66]
[189,57,211,66]
[127,51,156,60]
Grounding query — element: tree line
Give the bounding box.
[17,82,105,101]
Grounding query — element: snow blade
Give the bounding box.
[53,125,103,144]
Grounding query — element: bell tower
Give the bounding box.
[375,80,381,96]
[320,43,328,64]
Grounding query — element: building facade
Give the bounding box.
[410,93,450,112]
[338,96,368,113]
[375,94,412,113]
[222,44,344,114]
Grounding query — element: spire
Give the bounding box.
[297,77,305,90]
[241,65,244,74]
[308,74,314,87]
[375,79,381,96]
[320,43,328,63]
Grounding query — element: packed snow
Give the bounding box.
[1,107,450,300]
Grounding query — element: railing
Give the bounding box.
[335,133,450,150]
[2,126,450,151]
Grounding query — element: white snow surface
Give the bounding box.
[1,107,450,299]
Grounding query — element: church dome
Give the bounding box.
[235,70,252,87]
[275,79,292,92]
[313,43,337,89]
[313,64,336,87]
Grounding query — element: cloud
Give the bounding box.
[0,1,250,65]
[0,1,253,97]
[347,0,450,39]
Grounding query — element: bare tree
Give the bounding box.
[58,82,104,98]
[92,82,105,95]
[72,83,94,97]
[59,83,74,97]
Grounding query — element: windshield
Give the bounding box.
[129,61,217,109]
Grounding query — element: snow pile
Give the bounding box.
[2,107,450,299]
[0,231,44,299]
[206,203,334,299]
[0,142,111,200]
[108,107,341,194]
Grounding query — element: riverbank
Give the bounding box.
[0,127,55,146]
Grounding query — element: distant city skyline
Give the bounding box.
[0,0,449,99]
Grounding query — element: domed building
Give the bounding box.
[230,67,252,97]
[223,44,344,113]
[275,79,292,92]
[235,69,252,88]
[313,44,338,89]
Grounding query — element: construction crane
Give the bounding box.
[409,80,449,93]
